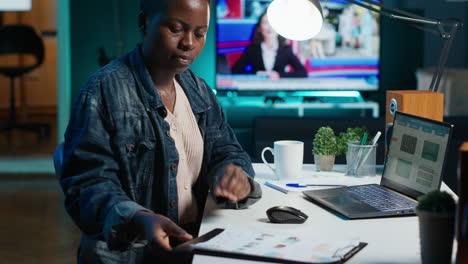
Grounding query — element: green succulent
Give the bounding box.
[312,126,339,156]
[337,126,368,155]
[416,190,456,214]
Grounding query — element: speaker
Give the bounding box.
[456,142,468,264]
[384,91,444,152]
[386,90,444,125]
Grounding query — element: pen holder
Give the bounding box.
[346,142,377,177]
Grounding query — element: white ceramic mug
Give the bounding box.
[261,140,304,180]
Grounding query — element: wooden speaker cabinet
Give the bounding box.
[386,90,444,126]
[456,142,468,264]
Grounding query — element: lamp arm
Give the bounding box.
[430,24,459,92]
[390,14,437,26]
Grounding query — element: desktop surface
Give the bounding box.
[193,163,457,264]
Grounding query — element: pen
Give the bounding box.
[370,131,382,145]
[286,183,348,188]
[355,131,382,172]
[264,181,288,194]
[360,132,369,145]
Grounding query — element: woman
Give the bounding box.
[60,0,262,263]
[231,11,308,79]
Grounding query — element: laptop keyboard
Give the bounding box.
[344,185,417,212]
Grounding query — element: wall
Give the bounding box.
[70,0,139,98]
[402,0,468,68]
[57,0,71,142]
[189,0,216,90]
[65,0,468,149]
[0,0,57,113]
[69,1,468,103]
[70,0,216,99]
[367,0,468,116]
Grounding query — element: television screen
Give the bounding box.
[0,0,31,11]
[216,0,380,92]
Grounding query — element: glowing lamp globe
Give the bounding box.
[267,0,323,41]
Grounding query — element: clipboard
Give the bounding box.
[174,228,367,264]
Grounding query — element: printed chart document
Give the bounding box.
[176,227,367,264]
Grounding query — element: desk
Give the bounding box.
[193,164,457,264]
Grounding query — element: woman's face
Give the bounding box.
[141,0,210,74]
[259,15,277,41]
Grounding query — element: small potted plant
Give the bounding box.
[416,190,456,264]
[336,126,368,156]
[312,126,339,171]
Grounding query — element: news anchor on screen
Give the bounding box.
[231,12,308,79]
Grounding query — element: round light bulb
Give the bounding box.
[267,0,323,41]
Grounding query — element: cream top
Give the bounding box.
[164,79,204,224]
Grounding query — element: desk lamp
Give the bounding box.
[266,0,462,124]
[0,0,32,26]
[0,0,31,11]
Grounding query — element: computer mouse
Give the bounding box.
[266,206,308,224]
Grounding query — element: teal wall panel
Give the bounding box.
[67,1,468,112]
[188,0,216,90]
[57,0,71,142]
[70,0,216,100]
[70,1,140,98]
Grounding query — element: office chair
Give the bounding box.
[53,143,64,179]
[0,24,50,141]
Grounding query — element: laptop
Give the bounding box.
[303,111,454,219]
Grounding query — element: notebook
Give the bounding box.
[303,111,454,219]
[174,227,367,264]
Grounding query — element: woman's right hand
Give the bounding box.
[131,210,193,251]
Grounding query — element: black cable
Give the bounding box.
[432,26,458,92]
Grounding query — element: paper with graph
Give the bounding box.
[192,227,364,263]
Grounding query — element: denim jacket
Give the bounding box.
[60,45,262,263]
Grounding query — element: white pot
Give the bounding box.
[314,155,335,171]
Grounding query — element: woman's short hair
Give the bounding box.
[140,0,210,16]
[140,0,168,16]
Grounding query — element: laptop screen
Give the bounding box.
[381,111,453,199]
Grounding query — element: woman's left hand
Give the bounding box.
[257,70,280,80]
[213,164,251,202]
